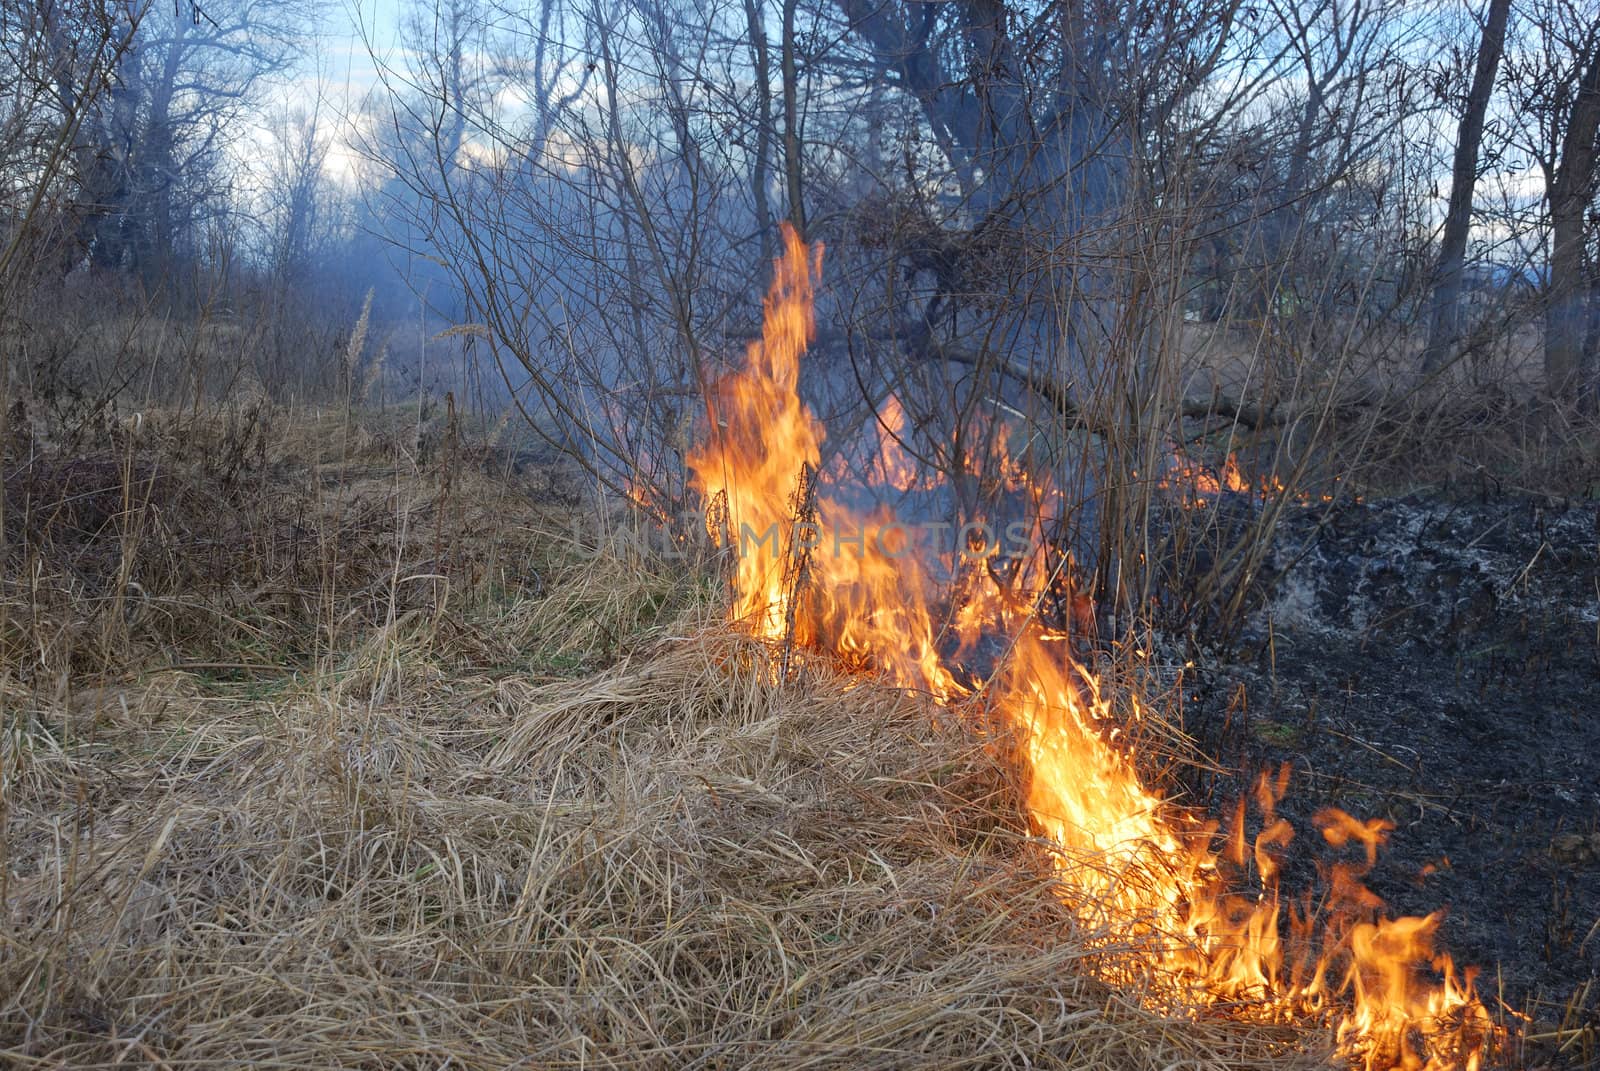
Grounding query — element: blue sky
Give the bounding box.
[324,0,406,97]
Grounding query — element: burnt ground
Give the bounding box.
[1176,492,1600,1053]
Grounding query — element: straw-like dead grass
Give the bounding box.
[1,632,1317,1069]
[1,405,1319,1069]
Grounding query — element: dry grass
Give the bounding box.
[0,632,1313,1069]
[1,399,628,680]
[1179,317,1600,499]
[0,404,1322,1069]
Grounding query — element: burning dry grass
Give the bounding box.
[1,406,1316,1069]
[0,621,1312,1068]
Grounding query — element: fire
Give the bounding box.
[686,225,1496,1069]
[873,394,930,494]
[686,232,825,639]
[1160,443,1267,507]
[1160,443,1350,508]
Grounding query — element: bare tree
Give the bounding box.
[1422,0,1511,374]
[1543,50,1600,403]
[40,0,309,284]
[0,0,144,566]
[261,101,334,286]
[1504,2,1600,405]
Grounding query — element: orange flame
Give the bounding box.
[1160,443,1348,508]
[687,225,1495,1069]
[874,394,928,494]
[1160,443,1257,507]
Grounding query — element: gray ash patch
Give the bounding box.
[1177,493,1600,1041]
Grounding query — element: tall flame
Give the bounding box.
[687,225,1495,1070]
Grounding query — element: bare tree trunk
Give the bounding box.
[441,0,470,167]
[1422,0,1510,374]
[140,27,187,287]
[1587,261,1600,388]
[742,0,774,262]
[1545,43,1600,404]
[780,0,804,238]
